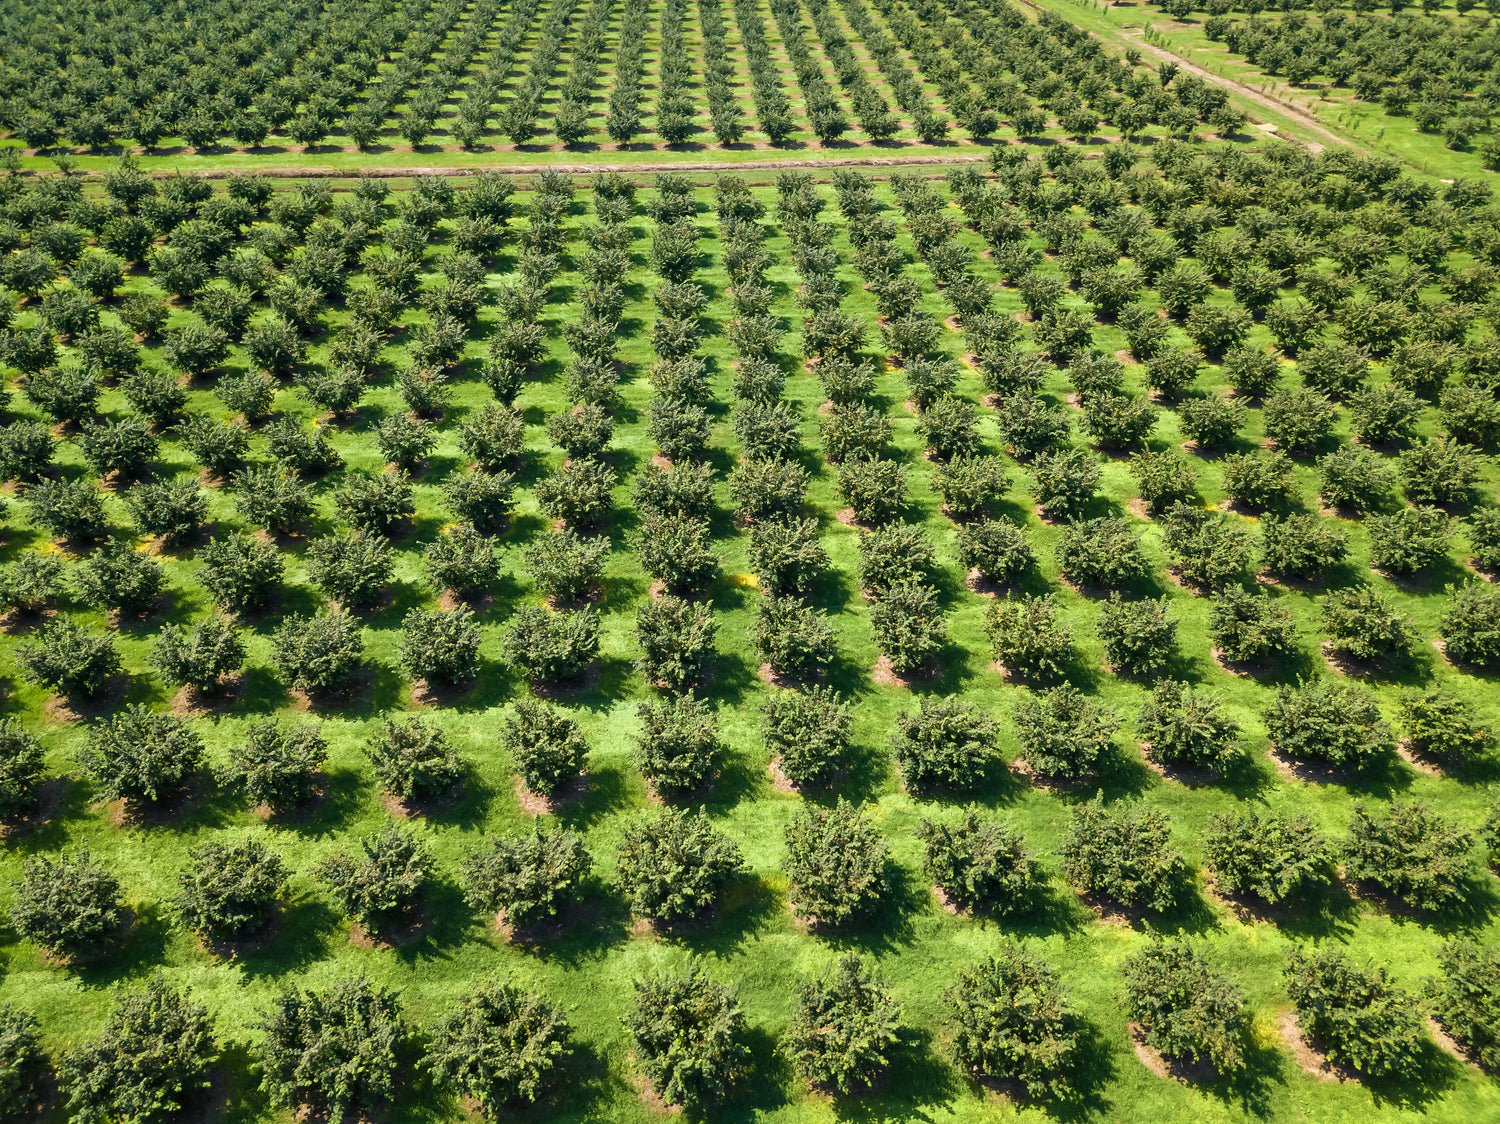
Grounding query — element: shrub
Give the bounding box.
[730,458,808,521]
[934,455,1009,520]
[753,595,837,678]
[1297,342,1368,398]
[272,611,365,692]
[1056,518,1151,588]
[1284,948,1422,1079]
[233,467,313,532]
[1081,392,1157,450]
[197,533,284,612]
[634,695,720,795]
[1368,506,1451,573]
[1262,680,1393,768]
[16,619,121,698]
[1013,684,1118,779]
[126,478,209,543]
[317,821,433,935]
[1399,686,1493,761]
[761,687,851,788]
[536,457,614,529]
[1441,581,1500,666]
[500,698,588,795]
[0,719,43,821]
[500,607,599,682]
[81,704,203,805]
[258,976,406,1119]
[1178,395,1245,449]
[460,827,591,928]
[178,415,249,476]
[427,981,572,1113]
[1184,305,1251,358]
[79,416,157,478]
[784,799,887,926]
[425,524,498,599]
[267,417,340,475]
[25,477,108,541]
[151,614,245,692]
[0,552,62,615]
[637,513,719,592]
[221,719,328,812]
[892,699,998,788]
[1138,680,1244,770]
[1470,509,1500,572]
[1202,809,1332,903]
[627,968,749,1111]
[459,404,526,468]
[918,812,1040,915]
[1061,796,1188,912]
[1123,940,1245,1073]
[1030,449,1100,521]
[870,580,946,674]
[10,849,123,959]
[1263,386,1338,454]
[1322,587,1418,660]
[335,472,416,534]
[1131,446,1199,511]
[1099,594,1177,677]
[957,520,1036,585]
[1344,801,1475,912]
[1430,940,1500,1072]
[445,470,517,535]
[1159,503,1254,589]
[836,458,907,523]
[61,977,215,1124]
[0,421,57,482]
[74,539,166,615]
[365,718,462,803]
[398,607,480,686]
[633,461,715,521]
[176,839,288,941]
[635,595,717,691]
[785,954,901,1094]
[1401,434,1482,508]
[747,517,827,597]
[984,593,1075,680]
[946,944,1078,1098]
[617,807,745,922]
[1223,345,1283,397]
[858,525,934,597]
[0,1003,46,1116]
[1316,446,1395,513]
[1221,451,1298,511]
[1259,513,1348,579]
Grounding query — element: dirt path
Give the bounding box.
[1118,32,1340,152]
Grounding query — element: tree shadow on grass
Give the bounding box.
[526,884,632,967]
[1363,1038,1466,1112]
[828,1025,956,1124]
[554,762,632,832]
[235,895,343,980]
[397,879,475,966]
[74,901,172,989]
[673,874,785,960]
[278,765,366,840]
[818,861,925,955]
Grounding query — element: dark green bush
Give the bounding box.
[1262,680,1393,768]
[272,610,365,693]
[891,699,998,788]
[1123,939,1245,1073]
[81,704,203,805]
[10,848,123,959]
[1368,506,1451,573]
[1284,948,1422,1079]
[785,953,901,1094]
[1061,795,1187,912]
[918,811,1041,915]
[427,980,572,1113]
[1013,684,1118,779]
[317,821,433,936]
[1203,809,1332,903]
[616,807,745,922]
[500,607,599,683]
[460,827,591,928]
[1344,800,1475,912]
[1099,594,1177,677]
[1138,680,1244,770]
[634,694,720,795]
[1399,686,1493,761]
[946,944,1078,1099]
[221,719,328,813]
[1322,586,1418,660]
[176,839,288,941]
[626,967,749,1111]
[761,687,851,788]
[784,799,887,926]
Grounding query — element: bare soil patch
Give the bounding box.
[169,673,246,717]
[1280,1012,1351,1083]
[873,655,938,688]
[514,771,589,816]
[350,904,427,950]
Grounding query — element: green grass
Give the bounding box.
[3,160,1500,1124]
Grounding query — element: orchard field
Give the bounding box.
[2,1,1500,1123]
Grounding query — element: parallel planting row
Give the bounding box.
[0,139,1498,1119]
[0,0,1251,153]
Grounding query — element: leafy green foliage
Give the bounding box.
[427,980,572,1112]
[1284,948,1422,1079]
[365,718,462,803]
[1399,686,1493,761]
[785,954,901,1094]
[197,533,284,612]
[984,594,1074,679]
[1322,586,1418,661]
[10,849,123,959]
[0,1003,46,1117]
[627,967,749,1111]
[524,529,608,604]
[1260,514,1349,579]
[1030,449,1100,521]
[1055,518,1150,588]
[81,704,204,805]
[1099,594,1177,677]
[150,614,245,692]
[870,580,946,674]
[1138,680,1244,769]
[176,839,288,941]
[1262,680,1393,768]
[397,607,480,686]
[946,944,1078,1099]
[1203,810,1332,904]
[747,516,827,597]
[460,827,591,928]
[61,976,215,1124]
[317,820,433,935]
[221,719,328,813]
[753,595,837,678]
[501,607,599,683]
[918,811,1040,915]
[892,698,998,788]
[784,799,887,926]
[761,687,850,788]
[616,807,745,922]
[1430,940,1500,1072]
[16,618,121,698]
[1344,801,1475,912]
[1368,506,1452,573]
[258,975,406,1118]
[1061,796,1187,912]
[635,594,717,691]
[1159,503,1255,589]
[1123,939,1245,1073]
[634,694,720,795]
[272,611,365,692]
[74,539,166,615]
[1440,581,1500,667]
